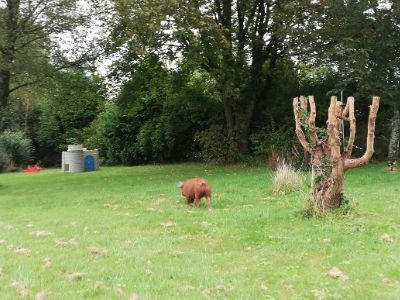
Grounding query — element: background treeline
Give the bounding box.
[0,0,398,171]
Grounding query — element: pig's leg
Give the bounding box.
[206,196,211,210]
[194,197,201,207]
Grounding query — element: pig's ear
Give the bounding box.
[177,181,184,188]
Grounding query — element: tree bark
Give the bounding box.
[293,96,380,209]
[0,0,20,109]
[387,107,400,171]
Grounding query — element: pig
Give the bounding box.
[177,177,212,209]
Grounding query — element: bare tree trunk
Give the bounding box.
[387,107,400,171]
[293,96,380,209]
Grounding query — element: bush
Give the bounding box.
[0,147,11,172]
[250,124,297,168]
[0,130,32,169]
[272,160,303,194]
[194,125,230,163]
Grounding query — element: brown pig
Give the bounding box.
[177,178,212,209]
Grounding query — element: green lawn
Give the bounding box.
[0,163,399,299]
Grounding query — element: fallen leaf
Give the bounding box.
[94,281,104,289]
[88,245,108,255]
[201,221,212,228]
[42,257,52,268]
[146,207,156,212]
[26,224,34,228]
[129,293,138,300]
[313,289,325,300]
[184,284,195,290]
[324,267,349,282]
[160,222,177,228]
[14,247,30,255]
[30,231,51,237]
[54,239,77,247]
[260,282,268,291]
[201,288,210,299]
[115,287,124,296]
[4,224,13,230]
[54,239,68,247]
[171,251,184,257]
[0,239,6,245]
[380,234,394,243]
[65,272,86,281]
[104,203,120,209]
[35,290,48,300]
[68,238,78,246]
[10,281,30,297]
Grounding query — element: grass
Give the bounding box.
[0,163,399,299]
[272,160,303,194]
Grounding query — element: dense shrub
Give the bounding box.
[0,147,11,172]
[250,123,297,168]
[194,124,230,163]
[0,130,32,170]
[88,56,221,165]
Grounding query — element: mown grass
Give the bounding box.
[0,163,399,299]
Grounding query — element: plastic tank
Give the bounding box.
[66,150,84,172]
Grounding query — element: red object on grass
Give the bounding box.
[23,164,42,173]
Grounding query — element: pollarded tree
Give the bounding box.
[293,95,380,209]
[291,1,400,170]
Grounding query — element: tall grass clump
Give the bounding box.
[272,160,303,194]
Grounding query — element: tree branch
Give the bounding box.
[345,96,380,169]
[327,96,341,161]
[343,97,356,159]
[293,97,312,153]
[307,95,322,146]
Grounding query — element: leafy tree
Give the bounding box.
[0,0,104,129]
[91,55,220,164]
[107,0,310,159]
[36,71,105,165]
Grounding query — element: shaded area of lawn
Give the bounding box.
[0,163,399,299]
